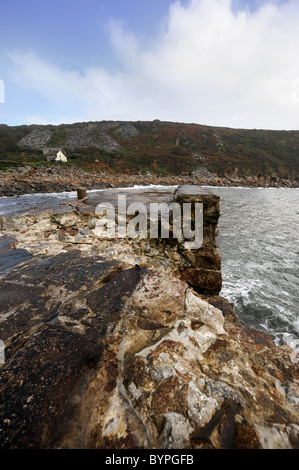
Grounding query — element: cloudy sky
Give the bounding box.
[0,0,299,129]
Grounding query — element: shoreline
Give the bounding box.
[1,183,298,202]
[0,165,298,197]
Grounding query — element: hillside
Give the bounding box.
[0,120,298,182]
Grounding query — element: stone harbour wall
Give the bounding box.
[0,185,298,449]
[173,185,222,295]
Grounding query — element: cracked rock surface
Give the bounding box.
[0,185,298,449]
[0,248,298,449]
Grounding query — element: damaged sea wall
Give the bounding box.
[0,185,222,296]
[173,185,222,295]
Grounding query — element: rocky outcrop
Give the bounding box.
[114,124,140,140]
[64,128,121,152]
[18,128,53,149]
[17,126,121,153]
[0,249,298,449]
[191,165,216,179]
[0,185,298,449]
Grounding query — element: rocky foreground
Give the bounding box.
[0,185,298,449]
[0,165,298,197]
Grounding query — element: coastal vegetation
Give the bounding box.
[0,120,298,182]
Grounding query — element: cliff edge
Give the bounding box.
[0,185,298,449]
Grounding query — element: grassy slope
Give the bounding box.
[0,121,298,180]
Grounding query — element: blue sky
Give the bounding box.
[0,0,298,129]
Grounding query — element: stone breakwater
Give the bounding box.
[0,185,298,449]
[0,165,298,197]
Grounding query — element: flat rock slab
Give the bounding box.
[174,185,216,198]
[82,187,175,211]
[0,324,103,449]
[0,236,17,255]
[0,282,51,346]
[0,249,159,448]
[86,266,148,321]
[0,249,32,272]
[0,236,32,272]
[0,250,138,448]
[4,249,123,291]
[0,250,125,346]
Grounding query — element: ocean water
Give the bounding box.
[211,187,299,351]
[0,186,298,350]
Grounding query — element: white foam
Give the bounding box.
[88,184,178,192]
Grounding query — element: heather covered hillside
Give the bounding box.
[0,120,298,182]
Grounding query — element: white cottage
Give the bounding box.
[43,147,67,162]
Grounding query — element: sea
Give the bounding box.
[0,185,298,351]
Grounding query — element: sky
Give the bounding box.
[0,0,299,130]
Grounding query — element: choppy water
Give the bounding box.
[0,190,78,216]
[0,185,298,350]
[212,187,299,351]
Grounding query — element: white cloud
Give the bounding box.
[8,0,299,129]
